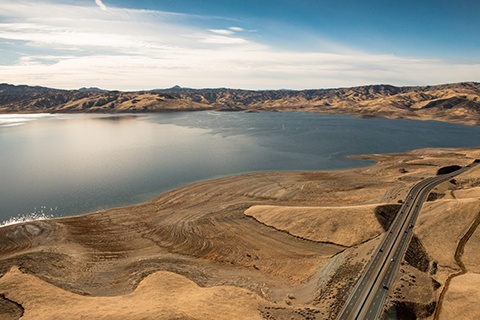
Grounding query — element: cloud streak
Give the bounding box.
[0,0,478,90]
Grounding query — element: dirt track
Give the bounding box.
[434,211,480,320]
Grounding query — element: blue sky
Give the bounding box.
[0,0,479,90]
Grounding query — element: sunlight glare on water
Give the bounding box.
[0,113,52,127]
[0,211,55,227]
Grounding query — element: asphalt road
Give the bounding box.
[336,163,478,320]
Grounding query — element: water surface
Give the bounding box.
[1,111,480,224]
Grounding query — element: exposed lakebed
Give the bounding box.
[1,111,480,224]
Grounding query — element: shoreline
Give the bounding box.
[1,151,382,228]
[0,144,475,228]
[4,110,480,225]
[1,108,479,127]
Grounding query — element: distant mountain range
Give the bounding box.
[1,82,480,126]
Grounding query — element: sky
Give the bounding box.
[0,0,479,90]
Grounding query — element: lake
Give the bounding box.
[1,111,480,225]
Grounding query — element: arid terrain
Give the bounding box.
[1,147,480,319]
[2,81,480,319]
[1,82,480,126]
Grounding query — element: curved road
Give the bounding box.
[336,162,478,320]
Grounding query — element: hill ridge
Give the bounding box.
[1,82,480,125]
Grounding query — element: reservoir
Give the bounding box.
[1,111,480,225]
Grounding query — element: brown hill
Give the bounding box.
[1,82,480,125]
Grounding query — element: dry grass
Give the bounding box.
[244,204,383,247]
[438,273,480,320]
[0,267,264,320]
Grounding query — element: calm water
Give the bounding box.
[1,111,480,225]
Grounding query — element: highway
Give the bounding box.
[336,162,478,320]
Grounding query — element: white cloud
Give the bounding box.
[200,35,248,44]
[0,0,478,90]
[208,29,235,35]
[2,47,479,91]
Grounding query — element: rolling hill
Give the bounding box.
[1,82,480,125]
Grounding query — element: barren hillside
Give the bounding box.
[1,82,480,125]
